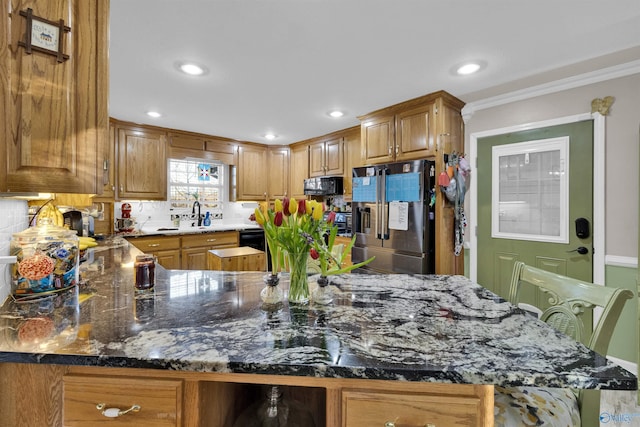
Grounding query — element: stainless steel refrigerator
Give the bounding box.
[351,159,436,274]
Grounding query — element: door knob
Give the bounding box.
[567,246,589,255]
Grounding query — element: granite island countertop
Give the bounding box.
[0,237,635,391]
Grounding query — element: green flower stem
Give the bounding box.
[287,251,310,304]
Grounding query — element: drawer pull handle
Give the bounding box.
[384,422,435,427]
[147,243,160,247]
[206,239,217,242]
[96,403,141,418]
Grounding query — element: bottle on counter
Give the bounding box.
[134,254,155,292]
[203,212,211,226]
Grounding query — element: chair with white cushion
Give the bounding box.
[494,261,633,427]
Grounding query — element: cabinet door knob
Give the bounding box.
[96,403,141,418]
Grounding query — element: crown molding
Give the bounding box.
[462,59,640,123]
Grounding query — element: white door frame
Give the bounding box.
[469,112,606,285]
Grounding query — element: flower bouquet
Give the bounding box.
[251,198,373,304]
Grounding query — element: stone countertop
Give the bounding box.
[0,237,635,391]
[130,222,261,236]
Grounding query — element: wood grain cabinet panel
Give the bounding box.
[289,144,309,200]
[0,0,108,194]
[309,137,344,177]
[181,231,239,270]
[342,390,484,427]
[237,144,268,200]
[63,374,182,427]
[116,125,168,200]
[267,146,290,200]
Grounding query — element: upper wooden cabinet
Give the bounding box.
[267,146,289,200]
[236,144,267,201]
[0,0,109,194]
[116,123,168,200]
[289,144,309,200]
[342,126,361,199]
[359,91,464,166]
[309,137,344,177]
[168,131,236,165]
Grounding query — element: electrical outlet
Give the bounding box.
[213,213,223,219]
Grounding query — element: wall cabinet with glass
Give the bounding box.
[0,0,108,194]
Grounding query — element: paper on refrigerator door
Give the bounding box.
[388,201,409,230]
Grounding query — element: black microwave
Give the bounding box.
[303,176,343,196]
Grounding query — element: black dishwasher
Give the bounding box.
[239,228,271,269]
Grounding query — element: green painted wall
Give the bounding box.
[605,264,637,363]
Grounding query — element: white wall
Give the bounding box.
[0,200,29,302]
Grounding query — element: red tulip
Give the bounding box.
[327,211,336,224]
[309,248,319,260]
[274,211,283,226]
[297,199,306,215]
[282,198,291,216]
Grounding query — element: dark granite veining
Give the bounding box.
[0,237,636,390]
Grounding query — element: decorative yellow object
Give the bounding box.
[36,203,64,227]
[591,96,614,115]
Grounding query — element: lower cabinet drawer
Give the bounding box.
[342,390,482,427]
[63,374,182,426]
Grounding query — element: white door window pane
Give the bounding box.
[491,137,569,243]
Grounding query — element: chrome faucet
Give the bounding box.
[192,201,202,226]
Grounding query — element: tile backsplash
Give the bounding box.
[0,200,29,302]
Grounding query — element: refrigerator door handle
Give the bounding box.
[380,167,388,240]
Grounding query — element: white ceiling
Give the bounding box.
[109,0,640,145]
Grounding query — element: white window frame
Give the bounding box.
[491,136,570,243]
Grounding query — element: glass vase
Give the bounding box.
[260,273,283,308]
[232,385,316,427]
[311,275,333,305]
[286,251,309,305]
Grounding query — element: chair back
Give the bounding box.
[507,261,633,356]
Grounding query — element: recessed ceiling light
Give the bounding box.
[264,133,277,141]
[146,111,162,118]
[456,62,482,75]
[176,61,208,76]
[328,110,345,118]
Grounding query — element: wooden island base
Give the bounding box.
[0,363,494,427]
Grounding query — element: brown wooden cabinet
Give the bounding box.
[0,363,493,427]
[0,0,108,194]
[342,387,489,427]
[128,232,239,270]
[168,130,236,165]
[267,146,290,200]
[361,99,438,165]
[236,144,268,201]
[289,144,309,200]
[127,236,182,269]
[116,123,168,200]
[341,126,361,199]
[63,374,182,427]
[309,137,344,177]
[181,231,239,270]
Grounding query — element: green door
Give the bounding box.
[476,120,594,308]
